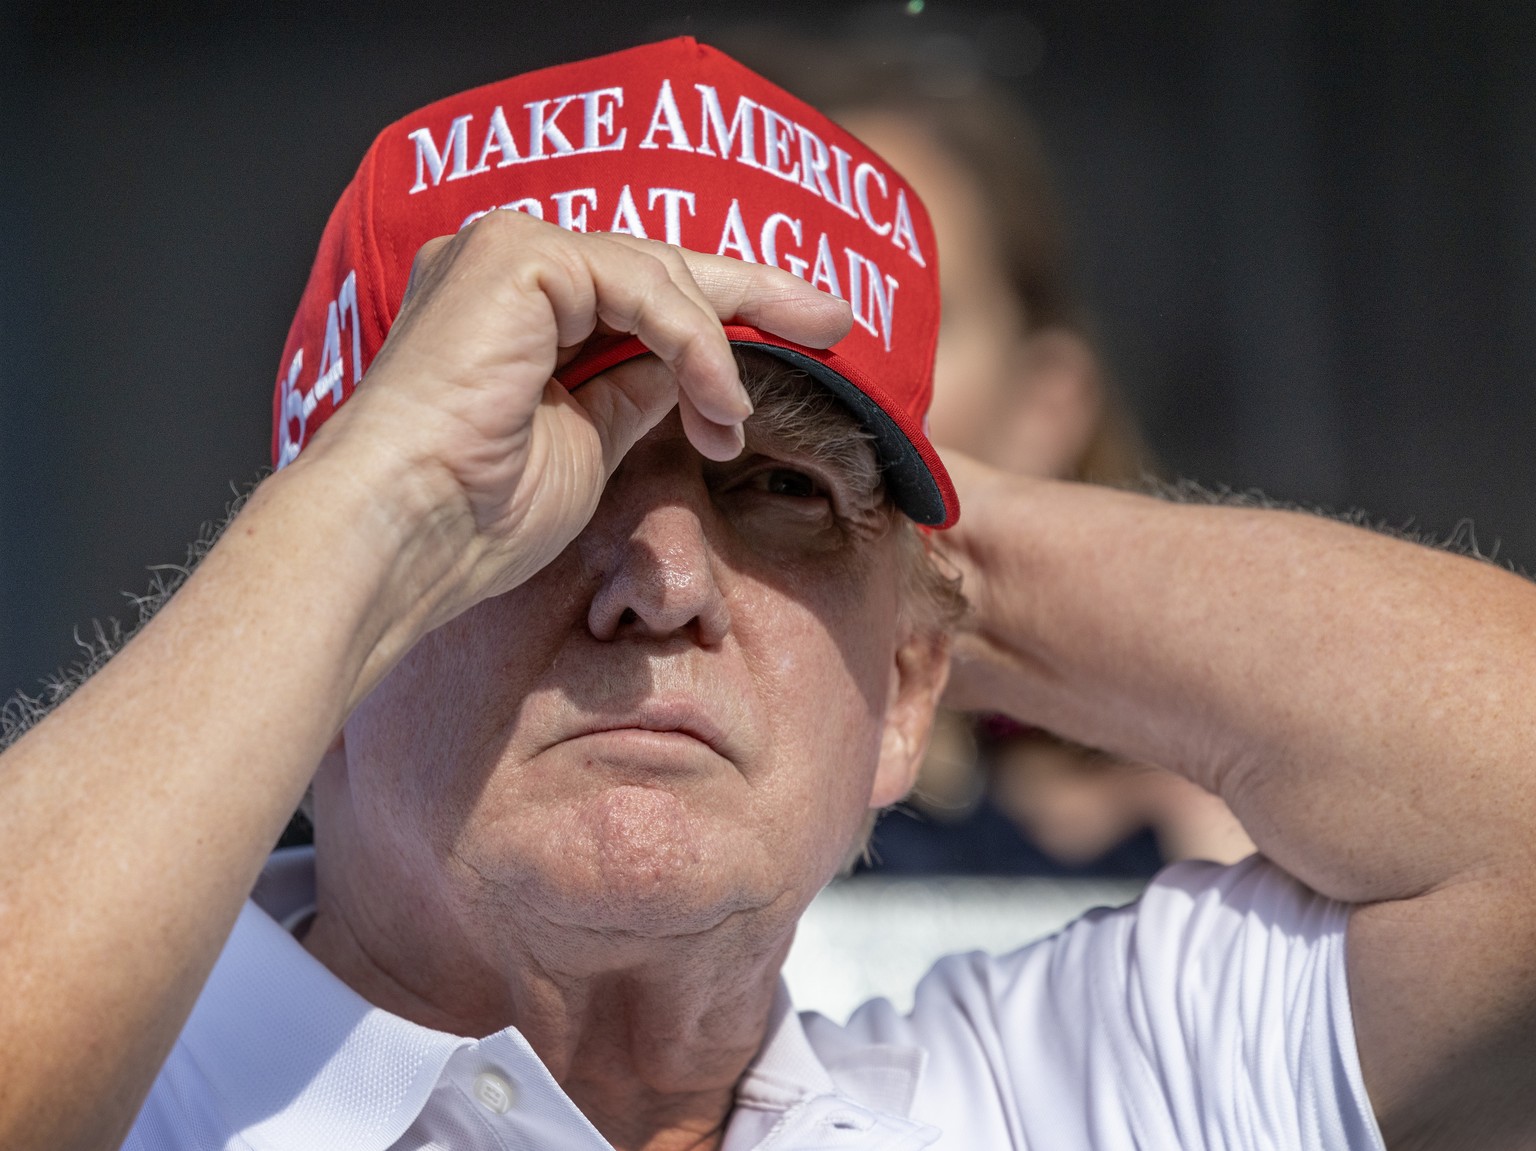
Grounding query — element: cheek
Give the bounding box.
[341,633,492,849]
[339,575,584,840]
[733,566,898,818]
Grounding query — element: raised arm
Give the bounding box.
[938,453,1536,1149]
[0,213,852,1151]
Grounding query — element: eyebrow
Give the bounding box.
[739,359,885,504]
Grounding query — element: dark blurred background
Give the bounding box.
[4,0,1536,700]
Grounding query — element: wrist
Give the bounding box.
[256,424,482,709]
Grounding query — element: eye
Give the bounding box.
[751,468,823,499]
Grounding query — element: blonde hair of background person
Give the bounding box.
[734,29,1253,868]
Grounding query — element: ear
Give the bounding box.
[995,327,1104,479]
[869,625,953,809]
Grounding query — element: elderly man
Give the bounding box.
[2,38,1534,1151]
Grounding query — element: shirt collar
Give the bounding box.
[179,849,473,1151]
[181,847,927,1150]
[737,984,926,1118]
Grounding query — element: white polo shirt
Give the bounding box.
[124,850,1385,1150]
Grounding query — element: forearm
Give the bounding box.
[945,468,1536,904]
[0,215,848,1151]
[0,444,463,1151]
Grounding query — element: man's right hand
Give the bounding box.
[294,211,851,679]
[0,213,849,1151]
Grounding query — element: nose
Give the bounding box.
[584,489,732,648]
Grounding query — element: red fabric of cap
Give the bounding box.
[272,36,958,527]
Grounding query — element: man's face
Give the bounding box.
[321,358,947,952]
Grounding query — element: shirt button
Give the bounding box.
[825,1109,874,1133]
[472,1071,516,1114]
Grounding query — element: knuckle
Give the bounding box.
[618,249,675,300]
[458,207,549,261]
[409,234,450,273]
[532,228,590,279]
[648,239,689,268]
[457,209,516,252]
[596,234,683,286]
[478,204,535,232]
[473,216,583,287]
[644,242,695,289]
[641,250,677,286]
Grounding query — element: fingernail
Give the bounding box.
[730,380,753,422]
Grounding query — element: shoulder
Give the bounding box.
[847,856,1347,1034]
[807,857,1382,1150]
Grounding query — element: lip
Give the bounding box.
[558,701,732,759]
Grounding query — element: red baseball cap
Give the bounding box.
[272,36,958,527]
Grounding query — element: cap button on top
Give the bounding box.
[472,1070,516,1114]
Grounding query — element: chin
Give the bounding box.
[495,784,779,939]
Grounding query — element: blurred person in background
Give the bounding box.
[728,24,1254,876]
